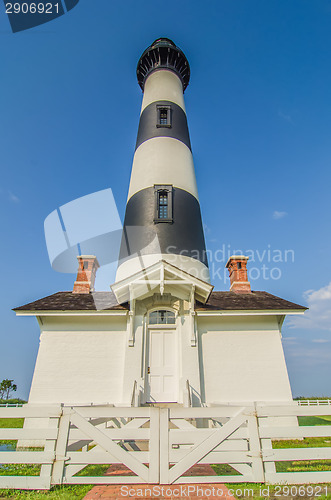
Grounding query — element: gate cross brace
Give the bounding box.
[70,409,150,482]
[168,408,246,484]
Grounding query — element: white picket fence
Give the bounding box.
[0,403,331,489]
[297,399,331,406]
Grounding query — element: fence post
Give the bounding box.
[159,408,169,484]
[51,407,71,485]
[260,438,276,476]
[40,412,60,489]
[149,407,160,483]
[247,403,265,483]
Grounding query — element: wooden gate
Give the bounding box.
[159,406,260,484]
[1,403,331,489]
[54,406,160,485]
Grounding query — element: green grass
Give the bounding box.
[0,421,24,429]
[74,464,110,477]
[0,464,41,477]
[0,485,92,499]
[0,419,24,448]
[299,415,331,426]
[211,464,241,475]
[276,460,331,472]
[273,436,331,448]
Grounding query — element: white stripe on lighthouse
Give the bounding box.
[127,137,198,201]
[141,70,186,113]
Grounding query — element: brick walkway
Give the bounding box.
[83,464,236,499]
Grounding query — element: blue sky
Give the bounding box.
[0,0,330,399]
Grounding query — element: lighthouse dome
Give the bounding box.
[137,38,190,92]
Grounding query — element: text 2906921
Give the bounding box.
[5,2,60,14]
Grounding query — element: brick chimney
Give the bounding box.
[73,255,100,294]
[226,255,251,293]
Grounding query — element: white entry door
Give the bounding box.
[147,329,177,402]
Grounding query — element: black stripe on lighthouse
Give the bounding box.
[135,100,191,151]
[119,186,208,268]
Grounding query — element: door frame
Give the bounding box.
[143,308,179,403]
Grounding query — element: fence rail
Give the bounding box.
[0,403,24,408]
[0,403,330,489]
[297,399,331,406]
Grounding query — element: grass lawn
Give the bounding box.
[272,414,331,473]
[0,485,92,499]
[299,415,331,426]
[0,420,24,449]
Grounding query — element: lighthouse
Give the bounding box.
[116,38,209,286]
[14,38,306,408]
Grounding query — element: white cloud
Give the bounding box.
[278,110,293,124]
[282,336,298,345]
[289,281,331,333]
[284,340,331,365]
[312,339,331,344]
[273,210,287,220]
[8,191,19,203]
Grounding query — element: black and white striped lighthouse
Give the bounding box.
[116,38,210,284]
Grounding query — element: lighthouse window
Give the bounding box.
[157,105,171,128]
[154,185,173,223]
[158,191,168,218]
[160,109,168,125]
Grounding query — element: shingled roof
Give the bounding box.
[13,290,306,312]
[13,292,128,312]
[196,291,306,311]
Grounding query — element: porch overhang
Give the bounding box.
[111,260,213,305]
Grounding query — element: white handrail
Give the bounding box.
[130,380,139,407]
[183,380,192,407]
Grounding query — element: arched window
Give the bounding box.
[149,310,176,325]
